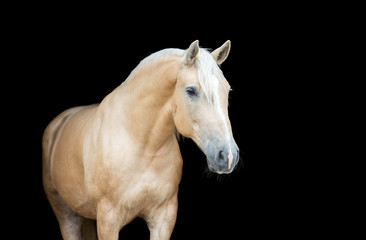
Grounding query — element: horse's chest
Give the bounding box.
[89,151,182,217]
[123,173,176,209]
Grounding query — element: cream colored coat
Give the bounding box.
[42,40,238,240]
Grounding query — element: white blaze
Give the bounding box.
[212,76,232,169]
[228,151,233,169]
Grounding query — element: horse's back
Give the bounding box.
[42,104,98,219]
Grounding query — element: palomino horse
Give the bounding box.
[42,40,239,240]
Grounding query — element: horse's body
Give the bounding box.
[43,41,239,240]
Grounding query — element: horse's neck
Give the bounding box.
[99,56,181,153]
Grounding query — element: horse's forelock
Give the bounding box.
[194,49,228,106]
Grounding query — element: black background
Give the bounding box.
[6,4,340,239]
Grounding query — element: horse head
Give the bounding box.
[173,40,239,174]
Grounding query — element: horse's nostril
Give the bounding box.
[219,150,224,159]
[217,150,225,166]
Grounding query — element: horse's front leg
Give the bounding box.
[146,196,178,240]
[96,199,124,240]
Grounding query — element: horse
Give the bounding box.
[42,40,239,240]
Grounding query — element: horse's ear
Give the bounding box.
[184,40,199,66]
[211,40,231,65]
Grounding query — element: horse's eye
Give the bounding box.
[185,86,198,97]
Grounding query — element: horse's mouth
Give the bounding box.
[206,157,237,174]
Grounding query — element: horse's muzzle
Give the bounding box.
[206,145,239,174]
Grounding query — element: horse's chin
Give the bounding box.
[212,169,233,175]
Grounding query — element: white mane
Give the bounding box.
[138,48,185,66]
[138,47,229,104]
